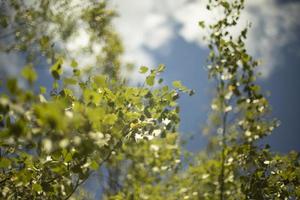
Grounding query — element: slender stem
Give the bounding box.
[220,111,228,200]
[64,175,82,200]
[64,139,123,200]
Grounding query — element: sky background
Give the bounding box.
[0,0,299,154]
[111,0,300,153]
[1,0,299,198]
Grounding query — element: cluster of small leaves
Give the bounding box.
[238,146,300,199]
[78,0,299,199]
[103,133,182,200]
[107,0,298,199]
[203,0,277,142]
[121,0,300,198]
[0,51,187,199]
[191,0,300,199]
[0,1,194,198]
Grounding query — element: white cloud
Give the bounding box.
[243,0,300,77]
[113,0,300,78]
[1,0,299,81]
[111,0,178,83]
[143,14,173,50]
[111,0,175,64]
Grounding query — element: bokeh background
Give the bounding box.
[1,0,299,154]
[111,0,300,153]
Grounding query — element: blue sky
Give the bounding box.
[0,0,299,198]
[112,0,300,153]
[0,0,299,153]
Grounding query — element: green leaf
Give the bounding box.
[52,81,59,89]
[63,77,77,85]
[198,21,205,28]
[139,66,148,74]
[39,36,49,49]
[86,107,105,127]
[221,1,230,9]
[158,78,164,84]
[146,75,155,86]
[105,114,118,125]
[64,152,73,163]
[40,86,47,94]
[0,157,11,168]
[93,75,107,87]
[172,81,182,88]
[90,161,99,170]
[172,81,190,93]
[50,59,63,80]
[21,64,37,84]
[71,59,78,68]
[73,69,80,76]
[157,64,166,73]
[33,183,43,192]
[83,89,102,105]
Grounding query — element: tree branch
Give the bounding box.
[219,110,228,200]
[63,139,123,200]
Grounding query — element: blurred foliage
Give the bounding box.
[0,0,122,78]
[0,0,299,200]
[103,0,300,199]
[0,61,185,199]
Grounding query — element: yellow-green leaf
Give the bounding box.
[21,64,37,84]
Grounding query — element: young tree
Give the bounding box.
[163,0,300,199]
[103,0,300,199]
[201,1,299,199]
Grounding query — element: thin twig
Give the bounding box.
[64,139,123,200]
[220,110,228,200]
[63,175,82,200]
